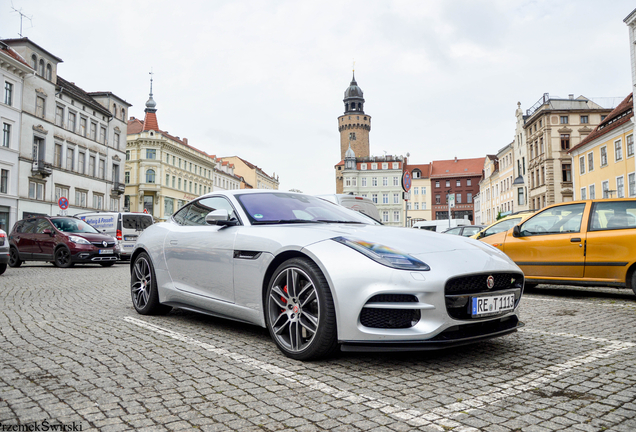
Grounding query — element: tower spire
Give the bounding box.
[143,71,159,131]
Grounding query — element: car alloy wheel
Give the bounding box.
[131,252,171,315]
[266,258,337,360]
[54,247,73,268]
[9,248,22,267]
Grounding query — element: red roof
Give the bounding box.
[430,157,485,178]
[568,93,633,153]
[406,164,431,178]
[0,43,31,69]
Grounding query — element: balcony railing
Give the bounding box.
[32,159,52,177]
[112,182,125,195]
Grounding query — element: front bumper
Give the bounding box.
[70,246,120,263]
[0,250,9,264]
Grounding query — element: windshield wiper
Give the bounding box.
[251,219,326,225]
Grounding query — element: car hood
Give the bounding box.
[70,232,115,242]
[236,222,504,257]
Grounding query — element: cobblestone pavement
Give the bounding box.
[1,263,635,432]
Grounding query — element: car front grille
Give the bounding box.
[90,241,116,248]
[445,272,524,320]
[360,294,421,329]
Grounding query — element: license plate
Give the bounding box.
[471,293,515,317]
[99,249,114,254]
[124,235,137,241]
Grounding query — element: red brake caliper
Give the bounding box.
[280,285,288,313]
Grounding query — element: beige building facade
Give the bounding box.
[220,156,279,190]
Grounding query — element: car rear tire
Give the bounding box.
[9,247,22,267]
[0,263,6,275]
[131,252,171,315]
[99,262,115,267]
[54,247,74,268]
[265,257,338,360]
[630,270,636,297]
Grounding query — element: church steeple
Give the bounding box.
[343,71,365,114]
[143,72,159,131]
[338,71,371,160]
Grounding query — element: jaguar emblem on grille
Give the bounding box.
[486,275,495,289]
[102,241,108,247]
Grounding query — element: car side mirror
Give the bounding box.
[477,231,484,239]
[205,209,238,226]
[43,229,54,236]
[512,225,521,237]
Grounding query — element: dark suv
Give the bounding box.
[9,216,120,268]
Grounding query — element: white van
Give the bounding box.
[316,194,381,223]
[412,219,471,233]
[75,212,154,260]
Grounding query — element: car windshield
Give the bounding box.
[51,217,99,234]
[236,193,373,225]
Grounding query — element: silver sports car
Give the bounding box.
[130,190,525,360]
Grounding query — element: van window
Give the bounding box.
[123,215,154,230]
[419,226,437,231]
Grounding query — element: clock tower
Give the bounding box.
[338,72,371,160]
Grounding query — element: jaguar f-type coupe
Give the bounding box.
[130,191,524,360]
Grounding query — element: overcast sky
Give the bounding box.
[2,0,635,194]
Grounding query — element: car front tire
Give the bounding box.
[265,257,338,360]
[9,247,22,267]
[131,252,171,315]
[0,263,6,275]
[54,247,74,268]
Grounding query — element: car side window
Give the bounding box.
[463,227,481,237]
[445,227,462,235]
[590,201,636,231]
[521,203,586,236]
[175,197,239,227]
[18,219,37,234]
[35,219,52,233]
[483,218,520,237]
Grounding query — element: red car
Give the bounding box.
[8,216,120,268]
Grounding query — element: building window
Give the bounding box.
[38,59,44,76]
[98,159,105,179]
[172,176,175,188]
[29,181,45,200]
[345,177,351,187]
[4,82,13,105]
[393,176,399,186]
[55,106,64,126]
[600,146,608,167]
[361,163,367,170]
[372,177,377,187]
[125,172,130,184]
[100,126,106,144]
[579,156,585,175]
[393,211,400,222]
[456,194,462,204]
[90,122,97,140]
[114,132,120,150]
[382,211,389,223]
[615,139,623,161]
[517,188,524,205]
[562,163,571,182]
[392,163,399,169]
[580,115,588,124]
[349,132,356,140]
[78,151,85,174]
[602,180,609,198]
[55,186,69,202]
[560,116,568,124]
[126,150,130,161]
[617,176,625,198]
[36,96,45,118]
[178,178,182,190]
[372,193,378,203]
[601,115,607,121]
[75,190,87,207]
[361,177,367,187]
[93,194,104,210]
[435,181,440,188]
[456,180,461,187]
[435,194,441,204]
[80,117,87,136]
[382,177,388,186]
[446,180,450,187]
[580,187,586,200]
[89,155,96,176]
[371,163,377,170]
[628,173,635,197]
[66,147,74,171]
[560,134,570,150]
[68,112,76,132]
[413,187,419,195]
[146,149,156,159]
[0,169,8,194]
[393,193,399,204]
[589,184,596,200]
[382,194,388,204]
[352,177,357,187]
[588,152,594,171]
[146,169,155,183]
[382,163,388,170]
[626,134,634,158]
[3,123,11,147]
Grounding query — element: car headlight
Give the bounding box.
[69,236,91,245]
[333,236,430,271]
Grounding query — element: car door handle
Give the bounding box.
[570,238,581,242]
[170,240,178,245]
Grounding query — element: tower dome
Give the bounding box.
[345,144,356,159]
[343,72,365,114]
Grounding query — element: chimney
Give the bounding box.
[454,156,458,162]
[569,94,574,99]
[183,138,188,145]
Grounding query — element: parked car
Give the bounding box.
[442,225,485,237]
[470,212,536,249]
[130,190,525,361]
[0,229,8,275]
[8,216,120,268]
[412,219,471,232]
[493,199,636,295]
[75,211,154,260]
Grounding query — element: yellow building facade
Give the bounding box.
[569,94,635,200]
[220,156,279,190]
